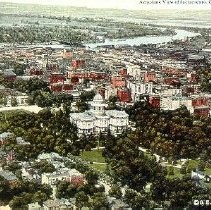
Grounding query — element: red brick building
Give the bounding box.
[149,96,160,109]
[117,88,131,103]
[29,68,43,76]
[162,67,186,77]
[119,68,127,77]
[50,82,73,93]
[49,73,65,84]
[164,77,180,86]
[71,59,85,69]
[194,107,209,118]
[192,97,208,107]
[144,71,156,83]
[67,72,107,82]
[111,76,126,88]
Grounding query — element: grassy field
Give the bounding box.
[166,166,183,179]
[166,159,211,180]
[80,150,107,172]
[91,163,107,172]
[80,149,105,163]
[205,168,211,175]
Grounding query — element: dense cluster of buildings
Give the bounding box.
[1,29,211,209]
[1,38,211,127]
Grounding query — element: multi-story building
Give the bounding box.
[160,96,194,113]
[6,94,28,107]
[41,168,84,186]
[127,81,153,101]
[117,88,132,103]
[70,94,129,135]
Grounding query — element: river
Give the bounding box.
[85,29,200,49]
[0,29,199,50]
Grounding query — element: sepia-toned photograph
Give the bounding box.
[0,0,211,209]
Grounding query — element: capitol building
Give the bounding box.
[70,94,129,135]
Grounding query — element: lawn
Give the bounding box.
[80,149,106,163]
[80,150,107,172]
[90,163,107,172]
[205,168,211,175]
[188,160,199,170]
[166,166,183,179]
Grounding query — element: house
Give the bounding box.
[67,71,107,83]
[191,171,211,182]
[21,167,40,181]
[149,95,160,109]
[28,202,43,210]
[6,93,28,107]
[29,67,44,76]
[41,168,84,186]
[117,88,132,103]
[49,73,65,84]
[0,205,11,210]
[0,169,18,182]
[37,152,63,162]
[43,198,77,210]
[50,82,73,93]
[16,137,30,145]
[0,132,13,145]
[127,81,153,102]
[118,68,127,77]
[144,71,156,83]
[72,59,85,69]
[194,106,210,118]
[160,95,192,112]
[111,76,126,88]
[108,197,132,210]
[3,69,16,81]
[187,54,205,65]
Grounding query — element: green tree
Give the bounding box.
[180,165,187,175]
[85,170,99,185]
[33,191,48,205]
[168,166,175,176]
[75,191,89,209]
[198,160,206,171]
[91,192,109,210]
[108,184,122,199]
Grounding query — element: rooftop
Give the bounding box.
[0,170,17,181]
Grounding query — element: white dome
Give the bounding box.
[93,93,103,102]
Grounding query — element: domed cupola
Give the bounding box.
[89,93,107,115]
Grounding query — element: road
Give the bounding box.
[0,105,43,113]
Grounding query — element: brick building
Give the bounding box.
[117,88,131,103]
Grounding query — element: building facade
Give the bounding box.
[70,94,129,135]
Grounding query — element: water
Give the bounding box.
[0,29,199,50]
[85,29,200,49]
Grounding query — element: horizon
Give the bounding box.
[1,0,211,10]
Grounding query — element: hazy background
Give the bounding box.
[1,0,211,10]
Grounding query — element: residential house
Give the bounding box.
[0,169,18,183]
[43,199,76,210]
[108,197,132,210]
[3,69,16,81]
[41,168,84,186]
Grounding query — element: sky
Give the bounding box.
[1,0,211,10]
